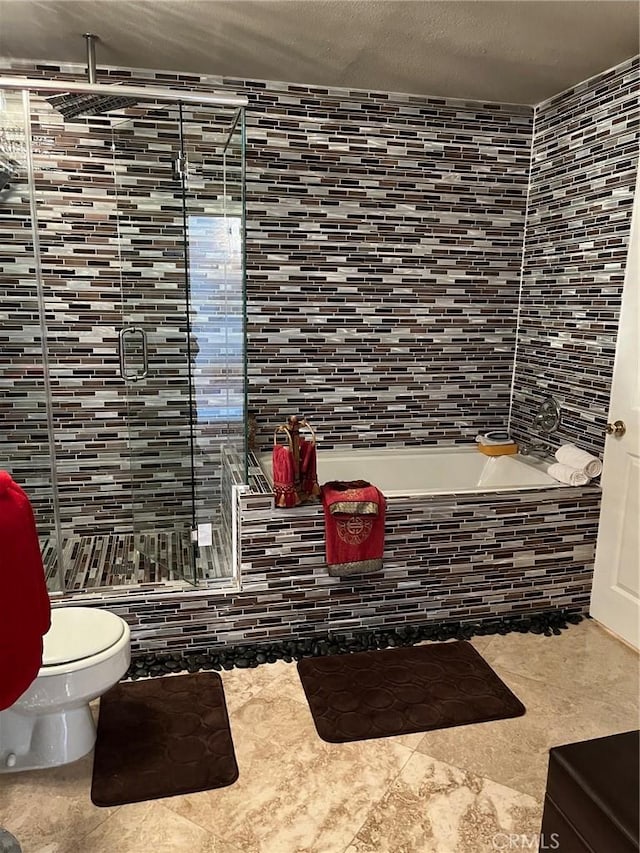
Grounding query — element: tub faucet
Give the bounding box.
[520,441,555,459]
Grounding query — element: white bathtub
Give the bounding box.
[260,446,565,498]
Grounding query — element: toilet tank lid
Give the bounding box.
[42,607,126,666]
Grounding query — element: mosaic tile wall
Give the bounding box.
[81,484,600,654]
[510,56,640,456]
[2,61,534,470]
[243,85,533,451]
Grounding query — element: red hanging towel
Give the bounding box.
[273,434,320,507]
[272,444,301,508]
[0,471,51,711]
[299,437,320,502]
[321,480,386,577]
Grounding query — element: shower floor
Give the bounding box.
[41,527,231,591]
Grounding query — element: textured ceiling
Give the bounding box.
[0,0,638,104]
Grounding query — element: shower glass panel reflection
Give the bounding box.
[0,82,247,592]
[183,106,247,579]
[0,88,63,594]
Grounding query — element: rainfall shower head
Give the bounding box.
[47,34,138,120]
[0,149,18,191]
[47,90,139,120]
[0,164,13,191]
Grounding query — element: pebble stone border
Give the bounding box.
[124,610,585,680]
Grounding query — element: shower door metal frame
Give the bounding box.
[0,77,248,109]
[222,107,249,485]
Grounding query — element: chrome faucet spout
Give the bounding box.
[520,441,554,458]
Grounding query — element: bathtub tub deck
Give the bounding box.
[259,446,564,497]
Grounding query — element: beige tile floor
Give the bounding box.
[1,620,638,853]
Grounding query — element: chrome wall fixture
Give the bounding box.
[534,397,561,434]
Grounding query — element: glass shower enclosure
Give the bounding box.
[0,78,247,593]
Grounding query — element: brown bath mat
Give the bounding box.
[297,641,525,743]
[91,672,238,806]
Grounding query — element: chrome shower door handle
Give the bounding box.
[118,327,127,379]
[118,326,148,381]
[136,327,149,380]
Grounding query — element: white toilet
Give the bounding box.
[0,607,131,773]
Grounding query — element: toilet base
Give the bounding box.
[0,704,96,773]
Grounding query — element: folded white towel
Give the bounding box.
[555,444,602,478]
[547,462,591,486]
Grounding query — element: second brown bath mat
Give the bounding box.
[91,672,238,806]
[297,641,525,743]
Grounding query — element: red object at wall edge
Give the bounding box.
[0,471,51,711]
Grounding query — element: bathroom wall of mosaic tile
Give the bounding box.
[242,84,533,451]
[510,56,640,456]
[2,61,533,518]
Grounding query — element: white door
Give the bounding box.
[590,171,640,649]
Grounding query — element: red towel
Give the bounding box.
[273,437,320,508]
[322,479,381,515]
[300,437,320,502]
[273,444,301,507]
[0,471,51,711]
[321,481,386,577]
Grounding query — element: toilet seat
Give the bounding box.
[42,607,125,667]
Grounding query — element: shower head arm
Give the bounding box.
[84,34,98,85]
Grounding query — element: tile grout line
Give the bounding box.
[67,803,125,850]
[153,801,246,853]
[340,742,418,853]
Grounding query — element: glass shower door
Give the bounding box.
[6,85,246,592]
[113,101,197,586]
